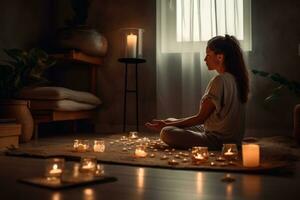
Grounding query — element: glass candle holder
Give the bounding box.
[222,144,238,161]
[120,28,144,58]
[80,156,97,173]
[45,158,65,180]
[242,143,260,167]
[75,140,90,152]
[128,131,138,139]
[93,139,105,152]
[191,146,209,163]
[135,145,147,158]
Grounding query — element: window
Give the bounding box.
[157,0,251,52]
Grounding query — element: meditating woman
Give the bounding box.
[145,35,250,149]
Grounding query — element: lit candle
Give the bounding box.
[135,147,147,158]
[224,148,234,156]
[194,153,205,160]
[191,146,208,163]
[242,144,260,167]
[129,131,138,139]
[93,140,105,153]
[45,158,64,179]
[73,139,79,150]
[80,157,97,173]
[49,164,62,175]
[222,144,238,161]
[168,159,179,165]
[126,33,137,58]
[82,162,95,170]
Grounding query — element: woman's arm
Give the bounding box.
[145,98,216,131]
[166,98,216,127]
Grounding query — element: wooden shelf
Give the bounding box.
[31,110,96,123]
[52,50,104,65]
[31,50,104,139]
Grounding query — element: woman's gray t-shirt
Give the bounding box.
[201,72,246,143]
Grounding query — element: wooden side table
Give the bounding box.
[118,58,146,132]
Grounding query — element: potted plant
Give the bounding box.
[252,69,300,143]
[0,48,56,142]
[56,0,108,56]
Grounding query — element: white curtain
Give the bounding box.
[156,0,251,119]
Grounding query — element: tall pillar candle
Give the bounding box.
[242,144,260,167]
[126,33,137,58]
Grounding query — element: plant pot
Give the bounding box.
[294,104,300,144]
[0,100,34,143]
[56,26,108,57]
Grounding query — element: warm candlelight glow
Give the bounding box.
[49,164,62,175]
[242,144,260,167]
[93,139,105,152]
[225,148,234,155]
[137,168,145,192]
[80,157,97,173]
[222,144,238,161]
[126,33,137,58]
[45,158,64,179]
[129,131,138,139]
[82,162,95,170]
[74,140,90,152]
[135,147,147,158]
[196,172,203,195]
[192,146,209,163]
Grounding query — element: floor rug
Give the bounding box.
[5,133,299,173]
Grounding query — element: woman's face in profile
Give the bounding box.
[204,47,220,71]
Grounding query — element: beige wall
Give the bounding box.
[88,0,157,132]
[247,0,300,136]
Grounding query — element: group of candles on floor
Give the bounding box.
[45,132,260,182]
[45,156,105,183]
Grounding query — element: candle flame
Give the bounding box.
[227,148,232,153]
[53,164,58,170]
[195,153,204,159]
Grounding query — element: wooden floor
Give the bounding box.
[1,134,300,200]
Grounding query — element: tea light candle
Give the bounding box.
[82,162,96,170]
[129,131,138,139]
[73,139,79,150]
[93,140,105,153]
[150,153,155,158]
[222,144,238,161]
[49,164,62,175]
[168,159,179,165]
[80,157,97,173]
[135,147,147,158]
[75,140,90,152]
[160,155,168,160]
[194,153,205,161]
[45,158,64,179]
[120,136,127,141]
[242,144,260,167]
[224,148,234,156]
[192,147,208,162]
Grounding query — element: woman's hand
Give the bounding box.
[145,119,168,132]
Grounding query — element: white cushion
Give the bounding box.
[29,100,98,111]
[19,87,101,105]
